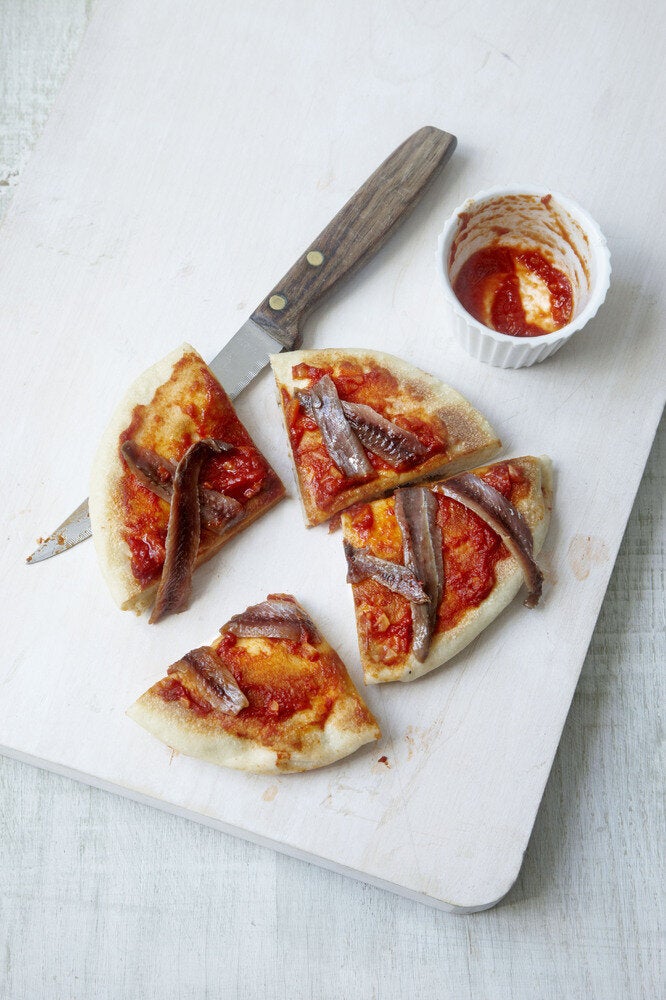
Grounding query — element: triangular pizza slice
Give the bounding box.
[127,595,381,772]
[270,349,501,526]
[341,456,553,683]
[89,344,284,619]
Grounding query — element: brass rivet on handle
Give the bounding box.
[269,293,287,311]
[306,250,324,267]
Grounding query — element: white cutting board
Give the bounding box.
[1,0,663,912]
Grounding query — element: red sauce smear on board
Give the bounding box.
[453,245,573,337]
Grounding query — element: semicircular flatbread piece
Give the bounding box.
[127,595,381,773]
[341,455,553,683]
[89,344,285,615]
[270,348,501,526]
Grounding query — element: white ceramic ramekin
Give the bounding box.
[436,186,611,368]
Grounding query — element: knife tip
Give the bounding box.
[25,532,61,564]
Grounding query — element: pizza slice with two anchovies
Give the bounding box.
[89,344,285,621]
[127,595,381,772]
[270,349,501,526]
[341,456,553,683]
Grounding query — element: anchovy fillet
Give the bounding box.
[341,401,427,467]
[394,487,444,662]
[434,472,543,607]
[343,540,430,603]
[297,375,373,478]
[224,595,321,644]
[121,440,243,532]
[149,439,231,624]
[167,646,248,715]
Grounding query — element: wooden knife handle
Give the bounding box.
[250,126,457,349]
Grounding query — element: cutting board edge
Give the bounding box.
[0,742,517,914]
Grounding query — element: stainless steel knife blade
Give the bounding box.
[210,318,284,398]
[26,125,457,563]
[26,500,95,564]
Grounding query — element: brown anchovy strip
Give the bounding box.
[434,472,543,608]
[168,646,248,715]
[297,374,373,478]
[149,439,231,624]
[340,401,427,467]
[121,440,243,533]
[121,440,176,502]
[394,486,444,662]
[224,595,321,644]
[343,540,430,604]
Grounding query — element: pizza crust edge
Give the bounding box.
[127,691,381,773]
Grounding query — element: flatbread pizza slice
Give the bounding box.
[341,455,553,683]
[90,344,284,619]
[127,594,381,773]
[270,348,501,526]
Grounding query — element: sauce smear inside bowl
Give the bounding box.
[453,244,573,337]
[437,188,611,367]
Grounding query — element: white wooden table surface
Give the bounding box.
[0,2,663,997]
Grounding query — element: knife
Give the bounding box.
[26,125,456,563]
